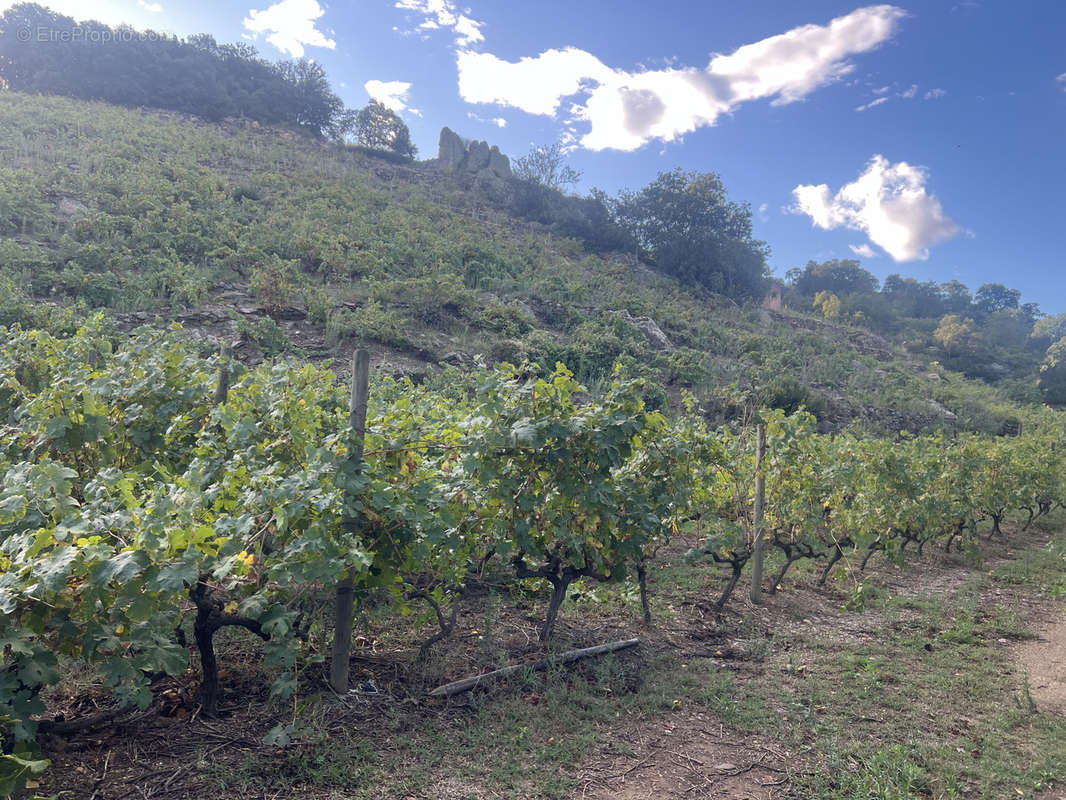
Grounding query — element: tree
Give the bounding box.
[813,291,842,321]
[975,283,1021,314]
[934,314,978,357]
[881,275,945,318]
[0,4,352,137]
[792,259,879,297]
[1032,313,1066,348]
[614,169,768,298]
[940,280,973,314]
[275,58,345,137]
[352,100,417,160]
[1039,336,1066,405]
[513,143,582,190]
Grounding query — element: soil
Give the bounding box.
[1015,604,1066,715]
[573,710,789,800]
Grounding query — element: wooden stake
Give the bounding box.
[749,422,766,604]
[428,638,641,697]
[330,349,370,693]
[212,347,232,406]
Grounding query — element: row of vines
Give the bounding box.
[1,318,1065,792]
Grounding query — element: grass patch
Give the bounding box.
[990,535,1066,599]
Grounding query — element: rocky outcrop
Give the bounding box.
[466,140,491,171]
[608,310,673,350]
[438,127,466,169]
[487,147,510,178]
[435,127,511,179]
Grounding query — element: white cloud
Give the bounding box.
[137,0,163,12]
[365,79,418,114]
[467,112,507,127]
[458,47,615,117]
[757,202,769,222]
[1058,73,1066,91]
[849,243,877,258]
[457,5,905,151]
[243,0,335,58]
[791,155,960,262]
[856,96,890,111]
[855,81,942,112]
[395,0,484,46]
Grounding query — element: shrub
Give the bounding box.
[764,376,825,418]
[474,301,535,337]
[326,301,409,349]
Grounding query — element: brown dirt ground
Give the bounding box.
[21,525,1062,800]
[1015,603,1066,715]
[572,710,790,800]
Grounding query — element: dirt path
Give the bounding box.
[571,709,789,800]
[1016,605,1066,715]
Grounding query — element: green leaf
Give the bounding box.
[33,546,79,592]
[90,550,149,587]
[151,561,198,591]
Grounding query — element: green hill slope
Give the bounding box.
[0,91,1026,434]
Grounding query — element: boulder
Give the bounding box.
[632,315,673,350]
[927,399,957,420]
[608,309,673,350]
[440,350,476,368]
[437,127,465,169]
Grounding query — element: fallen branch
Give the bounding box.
[428,638,640,697]
[38,703,135,736]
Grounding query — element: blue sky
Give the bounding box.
[11,1,1066,312]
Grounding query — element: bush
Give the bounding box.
[474,301,535,337]
[764,376,825,418]
[234,314,292,356]
[369,276,476,326]
[326,301,410,349]
[486,339,526,365]
[659,347,709,386]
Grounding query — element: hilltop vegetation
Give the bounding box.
[0,4,353,138]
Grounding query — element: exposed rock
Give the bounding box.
[487,146,511,178]
[630,316,673,351]
[437,127,466,169]
[927,399,957,420]
[435,127,511,179]
[609,310,673,350]
[56,196,87,217]
[511,300,536,320]
[466,140,491,171]
[440,351,476,368]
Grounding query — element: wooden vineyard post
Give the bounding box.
[330,349,370,693]
[212,346,232,406]
[749,422,767,604]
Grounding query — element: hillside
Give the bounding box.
[0,92,1028,435]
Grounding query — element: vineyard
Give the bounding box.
[1,318,1065,797]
